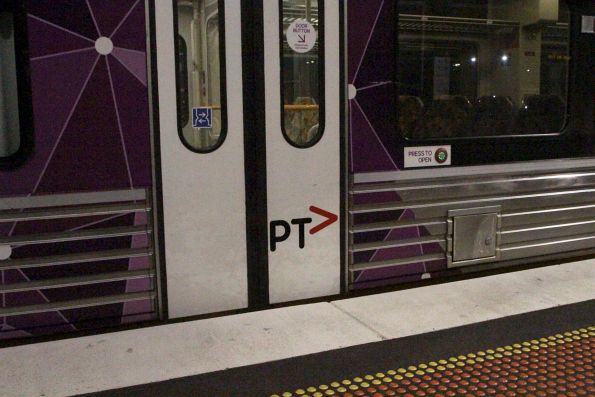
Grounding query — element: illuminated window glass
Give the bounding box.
[281,0,324,148]
[174,0,226,153]
[398,0,570,139]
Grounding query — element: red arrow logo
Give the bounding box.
[309,206,338,235]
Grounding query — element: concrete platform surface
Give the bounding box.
[0,260,593,397]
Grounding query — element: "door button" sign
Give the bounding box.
[286,19,317,54]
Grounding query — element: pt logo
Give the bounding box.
[269,206,338,251]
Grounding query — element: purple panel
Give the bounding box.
[61,303,155,330]
[0,325,32,339]
[354,262,425,284]
[111,1,146,52]
[370,227,424,262]
[26,1,99,41]
[353,209,405,225]
[353,2,395,89]
[347,0,384,83]
[0,51,99,197]
[350,5,396,88]
[353,191,400,205]
[10,214,138,279]
[0,223,12,237]
[27,15,94,59]
[123,212,152,318]
[106,56,152,187]
[6,312,76,335]
[40,281,128,303]
[87,0,138,38]
[354,229,392,245]
[351,204,449,285]
[351,99,398,173]
[35,58,131,194]
[125,277,151,294]
[111,47,148,86]
[426,259,448,273]
[348,0,401,173]
[352,273,424,290]
[8,212,145,238]
[121,311,155,325]
[4,287,50,308]
[357,85,401,166]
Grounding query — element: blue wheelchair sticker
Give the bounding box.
[192,107,213,129]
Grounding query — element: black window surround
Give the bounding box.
[279,0,326,149]
[172,0,228,154]
[0,0,34,170]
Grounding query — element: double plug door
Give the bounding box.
[153,0,343,318]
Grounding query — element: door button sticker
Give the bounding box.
[286,19,317,53]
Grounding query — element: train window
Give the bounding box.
[398,0,571,140]
[280,0,325,148]
[174,0,227,153]
[0,1,31,166]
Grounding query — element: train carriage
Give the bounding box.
[0,0,593,341]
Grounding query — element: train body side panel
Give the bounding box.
[0,1,156,339]
[347,0,595,290]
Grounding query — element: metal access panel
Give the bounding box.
[453,214,497,261]
[448,206,501,268]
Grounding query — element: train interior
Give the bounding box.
[397,0,570,139]
[282,0,321,146]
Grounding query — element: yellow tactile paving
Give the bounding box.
[270,326,595,397]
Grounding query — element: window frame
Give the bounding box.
[0,0,34,170]
[393,0,595,167]
[279,0,326,149]
[172,0,228,154]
